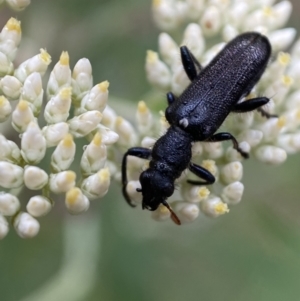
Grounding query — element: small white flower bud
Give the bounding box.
[21,72,44,116]
[277,133,300,154]
[42,122,69,147]
[11,100,35,132]
[0,95,11,122]
[65,187,90,214]
[0,18,21,61]
[115,116,138,147]
[255,145,287,165]
[26,195,52,217]
[182,23,205,59]
[271,1,292,29]
[158,33,179,67]
[202,159,218,177]
[91,124,119,145]
[151,204,171,222]
[259,116,285,143]
[203,142,223,159]
[0,215,9,239]
[68,110,102,138]
[145,50,171,90]
[77,81,109,114]
[267,28,296,52]
[51,134,76,172]
[0,52,14,76]
[173,201,199,223]
[24,166,48,190]
[200,197,229,218]
[0,161,23,188]
[21,122,46,164]
[44,87,72,123]
[191,142,203,157]
[136,101,153,134]
[81,132,107,176]
[47,51,71,98]
[0,134,21,163]
[141,136,156,149]
[227,2,249,28]
[221,182,244,205]
[14,49,51,82]
[72,58,93,103]
[81,168,110,200]
[186,0,205,20]
[152,0,182,31]
[49,170,76,194]
[6,0,31,11]
[200,5,222,36]
[222,25,239,42]
[238,129,263,148]
[0,192,20,216]
[181,183,210,203]
[221,161,243,185]
[14,212,40,238]
[202,42,225,66]
[0,75,22,99]
[125,180,142,204]
[101,105,117,129]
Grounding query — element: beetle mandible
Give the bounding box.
[122,32,275,225]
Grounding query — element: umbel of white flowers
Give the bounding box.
[0,17,120,239]
[121,0,300,224]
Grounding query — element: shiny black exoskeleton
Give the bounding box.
[122,32,275,225]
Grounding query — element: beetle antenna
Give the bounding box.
[162,201,181,225]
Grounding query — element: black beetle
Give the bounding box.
[122,32,275,225]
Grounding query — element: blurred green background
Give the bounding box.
[1,1,300,300]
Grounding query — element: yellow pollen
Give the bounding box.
[198,187,210,199]
[93,132,102,146]
[115,116,124,127]
[98,168,110,181]
[296,110,300,120]
[282,75,293,87]
[0,96,6,106]
[66,188,80,205]
[6,18,21,33]
[202,160,216,175]
[138,101,148,114]
[65,171,76,182]
[158,204,169,214]
[59,87,72,100]
[214,202,229,214]
[60,51,69,65]
[278,52,290,66]
[17,100,29,111]
[263,6,273,17]
[277,116,286,128]
[62,133,74,147]
[39,49,51,64]
[152,0,162,8]
[146,50,158,64]
[98,80,109,92]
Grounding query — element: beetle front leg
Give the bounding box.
[122,147,151,207]
[187,162,215,185]
[207,132,249,158]
[232,96,277,118]
[180,46,202,81]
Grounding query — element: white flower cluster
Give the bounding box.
[122,0,300,224]
[0,18,119,239]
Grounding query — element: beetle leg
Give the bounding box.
[180,46,202,81]
[187,162,215,185]
[232,96,277,118]
[207,132,249,158]
[122,147,151,207]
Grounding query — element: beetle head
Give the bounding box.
[137,169,181,225]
